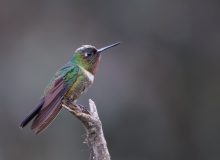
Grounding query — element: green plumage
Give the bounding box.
[43,63,79,97]
[20,42,120,134]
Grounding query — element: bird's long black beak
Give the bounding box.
[97,42,120,53]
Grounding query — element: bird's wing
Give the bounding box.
[30,64,80,134]
[42,62,74,96]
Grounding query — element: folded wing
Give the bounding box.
[20,64,80,134]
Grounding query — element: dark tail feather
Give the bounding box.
[31,96,63,134]
[31,81,67,134]
[20,99,44,128]
[20,78,67,134]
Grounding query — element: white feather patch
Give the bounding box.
[79,66,94,83]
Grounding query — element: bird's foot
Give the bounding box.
[77,104,91,115]
[62,99,91,115]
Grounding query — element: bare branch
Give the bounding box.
[62,99,111,160]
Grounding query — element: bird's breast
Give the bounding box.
[64,66,94,100]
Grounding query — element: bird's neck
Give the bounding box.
[71,57,101,75]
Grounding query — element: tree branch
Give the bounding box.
[62,99,111,160]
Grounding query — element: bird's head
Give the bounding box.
[71,42,120,74]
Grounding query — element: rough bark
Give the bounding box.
[62,99,111,160]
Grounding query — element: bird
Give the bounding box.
[20,42,120,134]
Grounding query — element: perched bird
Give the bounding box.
[20,42,120,134]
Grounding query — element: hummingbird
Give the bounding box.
[20,42,120,134]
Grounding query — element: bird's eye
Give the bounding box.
[84,52,92,57]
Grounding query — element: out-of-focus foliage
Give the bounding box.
[0,0,220,160]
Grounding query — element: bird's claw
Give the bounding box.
[77,104,91,115]
[62,99,91,115]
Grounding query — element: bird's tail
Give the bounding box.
[20,78,67,134]
[31,96,63,134]
[20,99,44,128]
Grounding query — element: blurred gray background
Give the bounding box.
[0,0,220,160]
